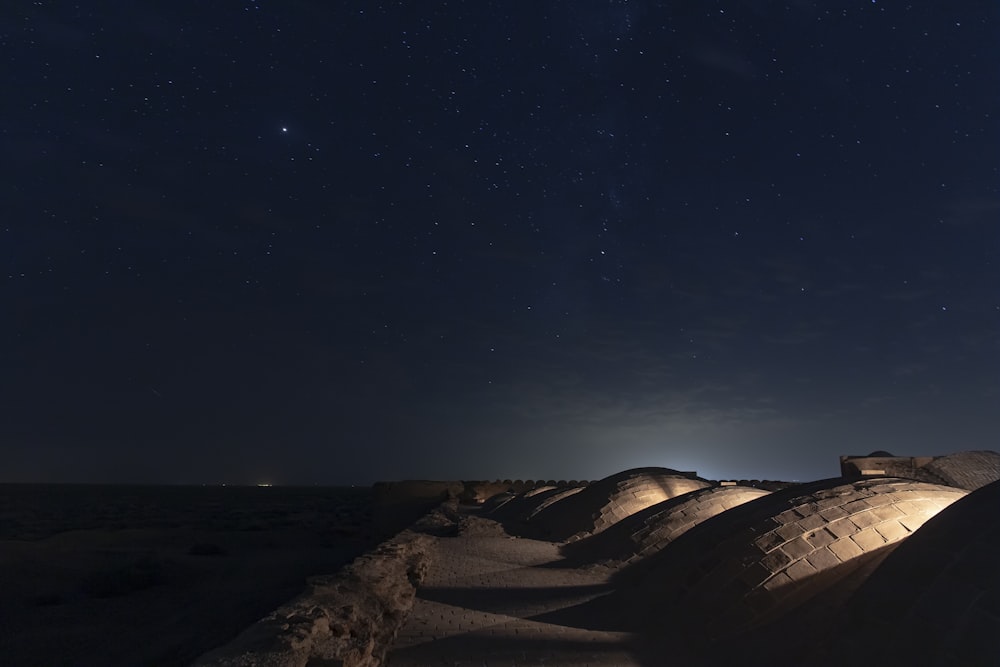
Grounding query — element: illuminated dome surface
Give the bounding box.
[612,477,968,637]
[525,486,586,519]
[829,478,1000,665]
[563,485,771,566]
[479,491,515,514]
[522,467,712,542]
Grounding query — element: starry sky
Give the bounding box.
[2,1,998,485]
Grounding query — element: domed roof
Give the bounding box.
[525,487,586,519]
[486,485,584,527]
[608,477,968,639]
[563,485,770,566]
[923,450,1000,490]
[479,491,515,514]
[523,467,712,542]
[829,478,1000,665]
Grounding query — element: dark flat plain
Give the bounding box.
[0,484,374,667]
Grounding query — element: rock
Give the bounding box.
[192,529,434,667]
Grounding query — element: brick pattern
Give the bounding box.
[625,486,771,562]
[561,485,770,567]
[586,474,712,539]
[613,477,968,640]
[830,478,1000,665]
[924,450,1000,491]
[528,468,711,541]
[685,479,967,633]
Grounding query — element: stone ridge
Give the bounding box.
[192,529,434,667]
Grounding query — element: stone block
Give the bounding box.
[781,536,814,561]
[775,522,804,542]
[843,499,873,514]
[796,512,827,531]
[874,519,911,542]
[761,549,793,573]
[761,571,793,593]
[797,502,820,516]
[775,509,803,525]
[829,537,864,562]
[892,500,921,516]
[850,526,888,552]
[870,503,906,521]
[849,510,881,529]
[819,506,849,522]
[804,527,837,549]
[806,546,842,571]
[899,515,930,533]
[754,531,786,553]
[784,557,818,583]
[826,518,857,539]
[815,496,848,510]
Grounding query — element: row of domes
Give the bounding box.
[479,452,1000,665]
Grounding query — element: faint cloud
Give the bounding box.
[945,196,1000,226]
[692,45,759,81]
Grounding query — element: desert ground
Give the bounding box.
[0,484,373,667]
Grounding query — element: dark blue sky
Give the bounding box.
[2,1,998,484]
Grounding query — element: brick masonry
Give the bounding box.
[826,478,1000,666]
[612,477,968,637]
[525,467,712,541]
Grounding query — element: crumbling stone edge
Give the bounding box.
[191,528,435,667]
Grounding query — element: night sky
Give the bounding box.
[2,2,998,485]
